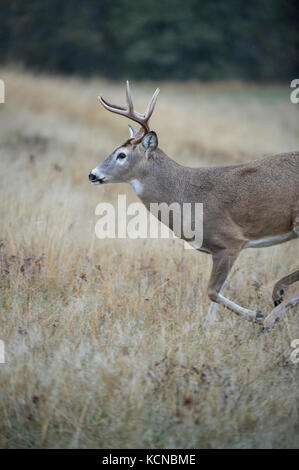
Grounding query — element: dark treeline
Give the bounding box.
[0,0,298,81]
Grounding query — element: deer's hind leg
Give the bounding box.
[272,270,299,306]
[264,279,299,329]
[264,222,299,328]
[271,220,299,306]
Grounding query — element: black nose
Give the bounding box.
[89,172,97,181]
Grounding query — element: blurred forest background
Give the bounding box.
[0,0,298,81]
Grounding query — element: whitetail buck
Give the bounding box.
[89,82,299,329]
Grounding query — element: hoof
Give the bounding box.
[256,310,264,319]
[253,310,265,324]
[273,289,284,307]
[259,325,272,334]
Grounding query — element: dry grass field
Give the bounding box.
[0,68,298,448]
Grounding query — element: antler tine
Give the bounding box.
[98,96,127,114]
[143,88,160,120]
[126,80,134,113]
[125,81,149,131]
[99,82,160,136]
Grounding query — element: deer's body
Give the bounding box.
[89,82,299,329]
[127,149,298,252]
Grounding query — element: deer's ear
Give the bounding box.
[128,124,138,139]
[142,132,158,158]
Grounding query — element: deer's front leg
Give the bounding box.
[208,249,263,322]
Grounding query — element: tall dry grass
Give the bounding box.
[0,68,298,448]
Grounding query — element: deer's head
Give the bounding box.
[89,81,160,186]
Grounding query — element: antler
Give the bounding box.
[99,81,160,136]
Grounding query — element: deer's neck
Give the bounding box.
[129,149,194,208]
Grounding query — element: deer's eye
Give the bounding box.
[117,152,126,160]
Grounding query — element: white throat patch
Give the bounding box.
[129,179,143,196]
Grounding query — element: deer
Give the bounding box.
[89,82,299,329]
